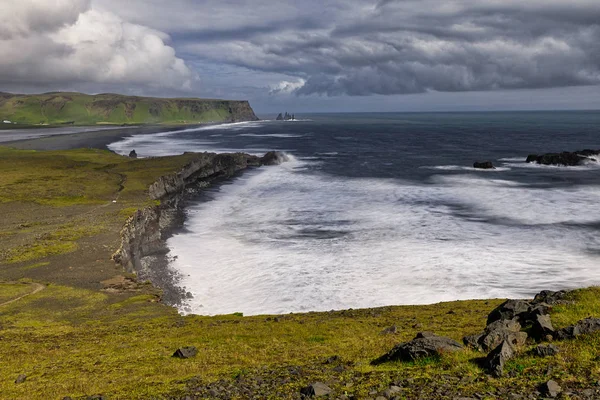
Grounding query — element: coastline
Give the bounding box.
[1,122,283,309]
[2,130,600,399]
[112,151,285,307]
[2,124,204,151]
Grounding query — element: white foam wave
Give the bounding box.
[423,165,511,172]
[239,133,306,138]
[506,161,600,170]
[498,157,526,162]
[170,166,600,316]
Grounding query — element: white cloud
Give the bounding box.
[0,0,195,92]
[269,79,307,95]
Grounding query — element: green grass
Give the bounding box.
[1,284,599,399]
[0,92,255,126]
[0,147,202,266]
[0,282,35,303]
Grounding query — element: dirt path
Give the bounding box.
[0,283,45,307]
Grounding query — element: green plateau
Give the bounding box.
[0,92,258,126]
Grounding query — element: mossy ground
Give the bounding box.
[0,147,599,399]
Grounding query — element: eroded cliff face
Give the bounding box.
[112,151,285,305]
[227,101,260,122]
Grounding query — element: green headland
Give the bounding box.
[0,92,258,126]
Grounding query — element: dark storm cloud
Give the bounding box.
[2,0,599,100]
[171,0,600,96]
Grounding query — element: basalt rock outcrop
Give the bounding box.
[526,149,600,166]
[371,332,463,365]
[112,151,287,305]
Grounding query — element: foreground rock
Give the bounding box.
[533,290,567,305]
[486,299,534,325]
[173,346,198,359]
[484,340,515,377]
[526,149,600,166]
[371,332,463,365]
[555,317,600,340]
[464,319,527,352]
[300,382,332,397]
[531,314,555,340]
[539,380,562,398]
[473,161,495,169]
[534,344,560,357]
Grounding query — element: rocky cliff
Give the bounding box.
[112,151,286,305]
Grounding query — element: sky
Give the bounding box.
[0,0,599,113]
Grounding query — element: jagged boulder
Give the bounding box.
[300,382,332,397]
[464,319,527,352]
[555,317,600,340]
[473,161,495,169]
[128,150,138,158]
[534,344,560,357]
[487,299,533,325]
[531,314,555,340]
[276,113,284,121]
[172,346,198,359]
[539,380,562,398]
[533,290,567,305]
[484,340,515,377]
[371,332,463,365]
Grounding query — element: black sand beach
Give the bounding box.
[2,125,195,151]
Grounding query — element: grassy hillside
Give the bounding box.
[1,147,600,399]
[0,92,258,126]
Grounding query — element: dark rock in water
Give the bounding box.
[276,113,284,121]
[526,154,538,163]
[534,344,560,357]
[473,161,495,169]
[555,317,600,340]
[172,346,198,358]
[487,299,532,325]
[15,374,26,384]
[525,149,600,166]
[484,340,515,377]
[465,319,527,352]
[261,151,289,165]
[539,380,562,398]
[300,382,332,397]
[128,150,137,158]
[371,332,463,364]
[531,314,555,341]
[533,290,567,305]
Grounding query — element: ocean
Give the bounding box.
[108,111,600,316]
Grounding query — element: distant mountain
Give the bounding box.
[0,92,259,126]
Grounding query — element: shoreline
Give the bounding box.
[2,124,206,151]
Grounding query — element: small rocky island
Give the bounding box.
[276,112,295,121]
[526,149,600,166]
